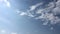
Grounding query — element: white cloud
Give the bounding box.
[53,7,60,15]
[4,0,11,8]
[30,2,43,11]
[35,13,45,19]
[6,1,11,8]
[19,12,27,16]
[19,11,35,17]
[27,13,35,17]
[18,2,43,17]
[0,30,18,34]
[11,32,17,34]
[27,10,35,17]
[35,0,60,25]
[56,0,60,7]
[17,0,60,29]
[36,9,43,14]
[17,9,35,17]
[1,30,6,34]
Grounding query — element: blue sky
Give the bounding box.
[0,0,60,34]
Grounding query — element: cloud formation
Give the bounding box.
[0,30,17,34]
[1,30,6,33]
[17,2,43,17]
[11,32,17,34]
[35,0,60,25]
[17,0,60,29]
[4,0,11,8]
[29,2,43,11]
[0,0,11,8]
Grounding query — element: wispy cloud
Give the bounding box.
[29,2,43,11]
[17,10,35,17]
[17,0,60,29]
[18,2,43,17]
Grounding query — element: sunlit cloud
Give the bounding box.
[1,30,6,34]
[11,32,17,34]
[6,1,11,8]
[19,12,27,16]
[4,0,11,8]
[0,0,11,8]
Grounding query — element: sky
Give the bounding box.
[0,0,60,34]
